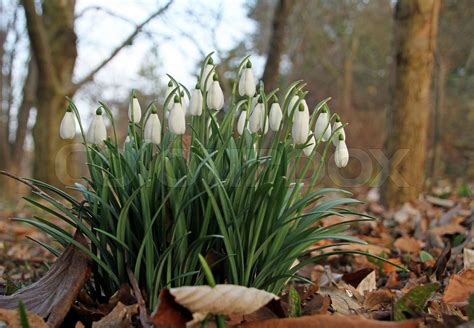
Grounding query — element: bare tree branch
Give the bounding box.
[21,0,57,89]
[70,0,173,93]
[75,5,137,25]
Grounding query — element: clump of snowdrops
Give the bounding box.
[22,53,372,309]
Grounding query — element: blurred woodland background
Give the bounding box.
[0,0,473,208]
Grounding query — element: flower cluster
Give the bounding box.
[60,56,349,168]
[25,54,372,311]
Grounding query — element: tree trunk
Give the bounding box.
[381,0,440,208]
[262,0,295,91]
[22,0,78,188]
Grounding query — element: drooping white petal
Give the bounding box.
[86,114,107,144]
[269,102,282,131]
[238,68,256,97]
[144,113,162,145]
[314,111,331,142]
[188,88,203,116]
[292,108,309,145]
[335,140,349,168]
[237,110,247,135]
[303,134,316,156]
[207,80,224,110]
[168,102,186,135]
[59,112,76,139]
[128,97,142,123]
[332,120,346,146]
[249,103,264,133]
[202,64,214,91]
[181,91,190,116]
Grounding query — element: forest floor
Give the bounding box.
[0,186,473,327]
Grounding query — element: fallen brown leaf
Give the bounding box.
[382,258,402,274]
[150,289,193,328]
[91,302,138,328]
[0,308,48,328]
[0,231,91,327]
[430,223,465,236]
[239,314,419,328]
[363,289,394,311]
[394,236,421,254]
[443,268,474,304]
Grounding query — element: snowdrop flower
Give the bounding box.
[288,95,309,117]
[181,91,190,116]
[168,96,186,135]
[249,97,265,133]
[269,97,282,131]
[303,134,316,156]
[202,57,215,91]
[144,106,162,145]
[87,108,107,145]
[292,103,309,145]
[128,96,142,123]
[331,115,346,146]
[188,84,203,116]
[237,107,248,135]
[238,60,256,97]
[334,135,349,168]
[314,108,331,142]
[207,74,224,111]
[59,107,76,140]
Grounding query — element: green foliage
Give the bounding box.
[18,300,30,328]
[393,283,440,321]
[288,286,302,317]
[19,54,369,309]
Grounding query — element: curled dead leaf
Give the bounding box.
[443,268,474,304]
[169,285,278,316]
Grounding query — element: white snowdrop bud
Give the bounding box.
[314,108,331,142]
[168,96,186,135]
[292,103,310,145]
[249,98,264,133]
[288,95,309,117]
[303,134,316,157]
[128,96,142,123]
[188,84,203,116]
[335,135,349,168]
[86,108,107,145]
[332,115,346,146]
[269,97,282,131]
[207,74,224,111]
[144,107,162,145]
[180,90,190,116]
[237,107,247,135]
[202,57,215,91]
[238,60,256,97]
[59,108,76,139]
